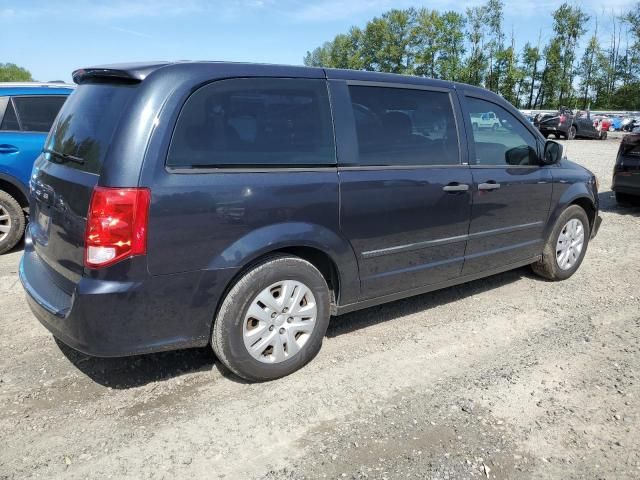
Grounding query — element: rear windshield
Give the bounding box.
[44,83,136,173]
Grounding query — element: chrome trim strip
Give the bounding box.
[166,166,338,174]
[467,221,543,240]
[338,164,467,171]
[361,221,544,258]
[362,234,467,259]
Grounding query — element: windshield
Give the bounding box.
[45,83,136,173]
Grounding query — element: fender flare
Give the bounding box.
[0,172,29,205]
[207,222,360,306]
[544,187,597,239]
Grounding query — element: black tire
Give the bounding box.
[531,205,590,281]
[0,191,25,255]
[542,132,549,139]
[212,255,331,382]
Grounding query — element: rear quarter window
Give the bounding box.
[167,78,335,168]
[13,96,67,132]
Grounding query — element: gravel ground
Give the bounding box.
[1,134,639,480]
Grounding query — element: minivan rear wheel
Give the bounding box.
[0,191,25,255]
[531,205,590,281]
[212,255,331,382]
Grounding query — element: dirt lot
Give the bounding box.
[1,135,639,480]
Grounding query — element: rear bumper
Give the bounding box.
[537,125,568,134]
[19,234,237,357]
[612,172,640,195]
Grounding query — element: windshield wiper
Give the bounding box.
[43,148,85,165]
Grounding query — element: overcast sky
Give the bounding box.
[1,0,633,82]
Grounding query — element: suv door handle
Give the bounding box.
[442,183,469,192]
[0,144,19,154]
[478,182,501,191]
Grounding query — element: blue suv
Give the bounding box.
[0,83,73,253]
[20,62,601,381]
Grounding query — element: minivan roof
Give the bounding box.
[71,60,484,93]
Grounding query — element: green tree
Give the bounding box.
[551,4,590,105]
[484,0,505,92]
[464,5,487,86]
[497,31,520,106]
[435,11,466,81]
[577,28,600,108]
[0,63,32,82]
[520,40,542,108]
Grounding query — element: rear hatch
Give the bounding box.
[616,133,640,171]
[29,82,136,285]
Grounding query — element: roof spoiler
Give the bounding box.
[72,62,170,84]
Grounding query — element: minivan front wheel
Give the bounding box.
[212,255,331,381]
[532,205,590,281]
[0,191,25,255]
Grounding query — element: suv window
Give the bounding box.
[167,78,335,168]
[13,96,67,132]
[348,86,459,166]
[0,99,20,131]
[466,97,538,166]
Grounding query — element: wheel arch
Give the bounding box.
[0,173,29,209]
[207,222,360,320]
[545,191,597,241]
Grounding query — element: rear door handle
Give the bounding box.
[0,144,19,154]
[478,182,501,191]
[442,183,469,192]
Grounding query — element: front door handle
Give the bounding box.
[442,183,470,192]
[478,182,501,191]
[0,144,19,154]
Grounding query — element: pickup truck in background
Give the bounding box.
[534,107,606,140]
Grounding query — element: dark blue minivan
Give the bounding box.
[20,62,602,381]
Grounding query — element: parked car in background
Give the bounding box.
[612,129,640,204]
[534,106,575,139]
[470,111,501,130]
[622,117,640,132]
[0,83,73,253]
[592,115,611,137]
[610,116,623,131]
[20,62,601,381]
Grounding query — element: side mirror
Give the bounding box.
[543,140,563,165]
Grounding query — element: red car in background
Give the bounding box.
[593,116,612,137]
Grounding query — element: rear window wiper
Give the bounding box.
[43,148,85,165]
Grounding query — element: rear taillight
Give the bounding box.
[84,187,151,268]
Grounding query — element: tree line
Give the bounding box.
[304,1,640,110]
[0,63,33,82]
